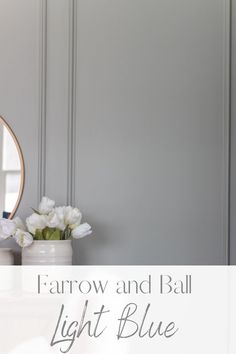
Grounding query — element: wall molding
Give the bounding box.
[67,0,77,206]
[38,0,47,202]
[222,0,232,264]
[38,0,77,205]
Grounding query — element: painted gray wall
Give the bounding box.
[0,1,40,220]
[0,0,232,264]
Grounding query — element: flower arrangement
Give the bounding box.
[0,197,92,247]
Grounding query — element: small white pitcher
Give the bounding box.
[0,248,14,265]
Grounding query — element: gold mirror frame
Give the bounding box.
[0,116,25,219]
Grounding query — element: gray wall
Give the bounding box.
[0,0,233,264]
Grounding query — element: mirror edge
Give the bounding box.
[0,116,25,219]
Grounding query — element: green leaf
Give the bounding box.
[31,208,41,215]
[43,227,53,240]
[35,229,44,240]
[35,227,63,240]
[63,227,72,240]
[47,229,62,240]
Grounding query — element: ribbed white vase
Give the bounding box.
[22,240,73,265]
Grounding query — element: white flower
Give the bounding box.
[13,217,26,231]
[64,206,82,228]
[38,196,55,215]
[26,213,47,235]
[72,223,92,239]
[0,218,17,239]
[47,206,82,230]
[47,208,65,231]
[14,229,33,247]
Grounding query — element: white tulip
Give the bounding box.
[64,206,82,228]
[47,208,65,231]
[72,223,92,239]
[38,196,55,215]
[14,229,33,247]
[0,218,17,239]
[26,213,47,235]
[13,217,26,231]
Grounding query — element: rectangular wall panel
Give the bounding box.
[45,0,71,204]
[74,0,230,264]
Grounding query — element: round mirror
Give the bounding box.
[0,117,24,219]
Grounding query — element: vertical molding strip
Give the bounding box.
[228,0,232,265]
[38,0,47,202]
[67,0,77,206]
[223,0,231,265]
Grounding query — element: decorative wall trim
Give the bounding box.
[229,0,236,265]
[38,0,47,202]
[67,0,77,206]
[222,0,231,265]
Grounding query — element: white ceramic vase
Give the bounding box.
[22,240,73,265]
[0,248,14,265]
